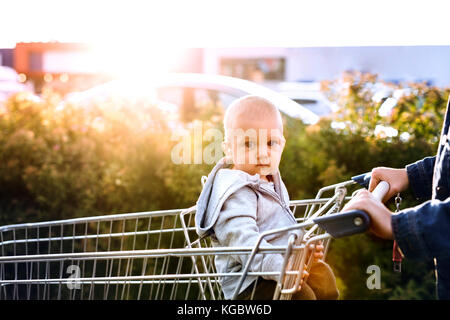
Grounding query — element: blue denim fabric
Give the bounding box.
[391,97,450,299]
[392,199,450,260]
[405,156,436,201]
[437,259,450,299]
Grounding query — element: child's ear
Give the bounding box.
[222,141,233,164]
[222,141,231,155]
[281,136,286,148]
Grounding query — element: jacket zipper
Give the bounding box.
[257,186,297,224]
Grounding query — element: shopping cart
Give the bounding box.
[0,174,385,300]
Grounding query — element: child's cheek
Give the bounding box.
[247,149,257,164]
[259,167,269,176]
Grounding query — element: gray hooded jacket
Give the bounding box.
[195,158,304,299]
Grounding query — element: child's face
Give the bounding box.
[224,115,285,180]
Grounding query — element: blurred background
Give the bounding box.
[1,0,450,299]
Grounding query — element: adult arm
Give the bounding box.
[405,156,436,201]
[368,156,435,203]
[392,197,450,260]
[342,189,450,260]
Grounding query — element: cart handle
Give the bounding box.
[351,172,372,189]
[313,210,370,238]
[313,180,389,238]
[351,172,390,199]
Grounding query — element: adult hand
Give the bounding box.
[342,189,394,240]
[368,167,409,203]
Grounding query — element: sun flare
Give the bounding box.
[88,42,186,80]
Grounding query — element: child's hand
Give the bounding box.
[300,270,309,285]
[309,241,324,262]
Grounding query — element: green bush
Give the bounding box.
[0,91,211,225]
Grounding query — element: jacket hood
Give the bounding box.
[195,157,290,238]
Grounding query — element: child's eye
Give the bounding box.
[268,140,279,147]
[245,141,256,149]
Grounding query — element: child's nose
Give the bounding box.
[257,147,270,162]
[257,146,268,156]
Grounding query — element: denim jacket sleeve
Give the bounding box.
[405,156,436,201]
[391,197,450,260]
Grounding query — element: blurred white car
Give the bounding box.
[0,66,29,101]
[65,73,320,124]
[261,81,338,116]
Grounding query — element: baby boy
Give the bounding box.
[195,95,338,300]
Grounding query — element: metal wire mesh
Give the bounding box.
[0,180,356,300]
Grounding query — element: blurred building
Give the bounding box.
[0,49,14,68]
[12,42,110,93]
[10,43,203,94]
[203,46,450,87]
[2,43,450,95]
[1,47,29,101]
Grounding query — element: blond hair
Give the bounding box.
[223,95,283,142]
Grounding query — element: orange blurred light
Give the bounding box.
[59,73,69,82]
[44,73,53,82]
[18,73,27,83]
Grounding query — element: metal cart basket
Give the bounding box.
[0,177,376,300]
